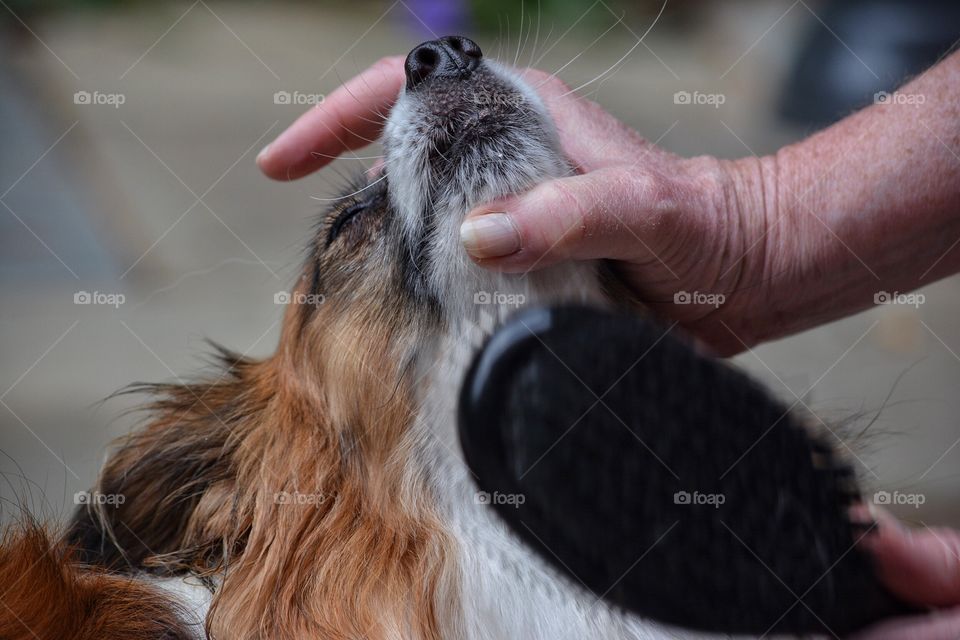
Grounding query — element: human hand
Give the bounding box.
[456,67,770,355]
[851,505,960,640]
[257,57,778,355]
[259,47,960,355]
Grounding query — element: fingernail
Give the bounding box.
[460,213,521,258]
[256,143,271,164]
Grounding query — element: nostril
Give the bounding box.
[459,38,482,60]
[405,42,446,89]
[415,47,438,68]
[443,35,482,61]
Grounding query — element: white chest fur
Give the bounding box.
[410,265,711,640]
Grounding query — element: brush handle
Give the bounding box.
[458,305,912,635]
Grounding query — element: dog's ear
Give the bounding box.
[0,520,194,640]
[201,381,457,640]
[68,345,268,575]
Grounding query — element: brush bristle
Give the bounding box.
[459,305,909,635]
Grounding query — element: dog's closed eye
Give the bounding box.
[326,201,368,247]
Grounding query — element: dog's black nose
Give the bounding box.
[404,36,482,89]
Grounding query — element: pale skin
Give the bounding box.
[257,52,960,637]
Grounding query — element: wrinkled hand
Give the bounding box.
[852,506,960,640]
[257,58,777,355]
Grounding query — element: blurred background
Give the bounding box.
[1,0,958,527]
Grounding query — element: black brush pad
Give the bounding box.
[457,305,909,635]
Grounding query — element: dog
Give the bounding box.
[1,37,708,639]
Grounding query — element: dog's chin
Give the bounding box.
[380,57,590,327]
[383,62,565,232]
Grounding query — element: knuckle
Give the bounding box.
[524,69,571,97]
[630,170,662,206]
[326,98,353,131]
[608,165,643,191]
[634,171,687,241]
[617,167,668,216]
[522,68,552,85]
[592,166,641,214]
[548,179,588,219]
[596,167,671,235]
[542,180,589,253]
[542,74,572,95]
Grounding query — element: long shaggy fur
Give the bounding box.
[0,521,193,639]
[68,281,458,638]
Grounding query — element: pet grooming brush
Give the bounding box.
[458,305,911,635]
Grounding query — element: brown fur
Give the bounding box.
[200,290,456,639]
[3,182,457,638]
[0,521,192,639]
[62,188,456,639]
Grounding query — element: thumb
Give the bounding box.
[459,168,666,273]
[857,505,960,608]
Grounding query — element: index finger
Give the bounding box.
[257,55,405,181]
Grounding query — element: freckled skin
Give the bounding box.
[465,55,960,354]
[714,52,959,350]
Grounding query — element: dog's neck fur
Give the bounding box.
[383,62,595,320]
[379,63,688,639]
